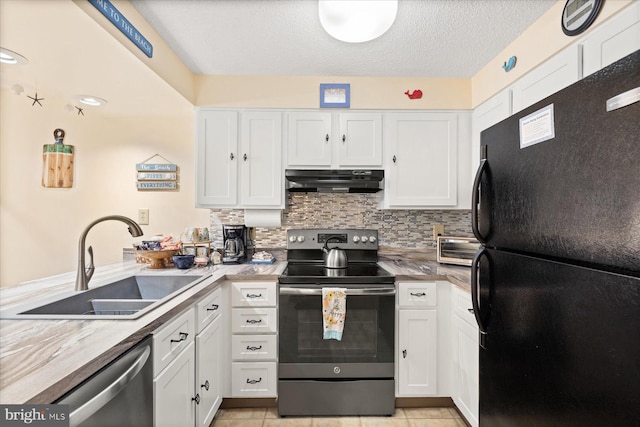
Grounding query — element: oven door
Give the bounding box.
[278,284,395,379]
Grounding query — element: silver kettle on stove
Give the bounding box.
[322,236,348,269]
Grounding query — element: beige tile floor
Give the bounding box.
[211,407,468,427]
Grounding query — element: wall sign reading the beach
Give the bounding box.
[89,0,153,58]
[136,154,178,191]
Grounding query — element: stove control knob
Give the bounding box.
[289,235,297,243]
[361,236,368,243]
[297,236,305,243]
[353,236,360,243]
[369,236,377,243]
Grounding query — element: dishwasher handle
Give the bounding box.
[279,286,396,296]
[68,343,151,427]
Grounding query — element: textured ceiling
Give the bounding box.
[132,0,557,78]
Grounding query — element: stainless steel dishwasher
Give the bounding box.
[55,336,153,427]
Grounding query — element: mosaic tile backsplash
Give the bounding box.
[208,193,473,250]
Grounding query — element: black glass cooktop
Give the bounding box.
[279,263,395,285]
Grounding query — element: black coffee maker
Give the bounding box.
[222,225,247,264]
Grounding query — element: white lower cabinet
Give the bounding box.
[230,281,277,397]
[451,286,479,427]
[196,315,223,427]
[153,285,225,427]
[397,281,438,396]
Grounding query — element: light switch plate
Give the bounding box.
[433,224,444,240]
[138,209,149,225]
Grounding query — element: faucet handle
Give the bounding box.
[85,246,95,283]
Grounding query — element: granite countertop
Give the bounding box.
[0,251,470,405]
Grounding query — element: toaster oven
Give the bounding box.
[437,236,480,266]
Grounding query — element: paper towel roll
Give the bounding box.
[244,209,282,227]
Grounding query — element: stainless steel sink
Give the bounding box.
[1,274,210,320]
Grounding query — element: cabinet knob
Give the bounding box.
[393,155,397,164]
[243,153,247,161]
[201,380,210,391]
[325,134,329,142]
[192,393,201,404]
[230,153,235,160]
[342,134,346,143]
[402,349,407,359]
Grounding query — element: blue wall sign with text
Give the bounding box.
[88,0,153,58]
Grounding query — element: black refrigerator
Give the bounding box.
[471,50,640,426]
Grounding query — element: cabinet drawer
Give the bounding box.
[398,282,437,308]
[153,308,196,376]
[195,286,222,333]
[232,335,277,361]
[231,282,277,307]
[231,308,277,334]
[231,362,277,397]
[453,286,477,327]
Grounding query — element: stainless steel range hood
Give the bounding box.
[285,169,384,193]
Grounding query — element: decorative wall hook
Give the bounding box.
[502,56,517,72]
[404,89,423,99]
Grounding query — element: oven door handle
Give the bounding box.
[279,286,396,296]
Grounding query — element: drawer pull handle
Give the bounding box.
[402,349,407,359]
[246,319,262,324]
[206,304,219,312]
[201,380,210,391]
[246,345,263,351]
[410,292,426,297]
[192,393,201,405]
[171,332,189,343]
[246,378,262,384]
[246,293,263,298]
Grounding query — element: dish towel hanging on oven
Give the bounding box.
[322,287,347,340]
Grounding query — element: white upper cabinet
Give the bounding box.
[287,112,332,166]
[511,44,582,113]
[581,1,640,77]
[239,112,283,207]
[384,112,459,207]
[196,110,284,208]
[286,112,382,168]
[471,89,511,177]
[196,110,238,207]
[337,113,383,167]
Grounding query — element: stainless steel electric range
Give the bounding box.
[278,229,396,417]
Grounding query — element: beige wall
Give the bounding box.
[471,0,634,107]
[196,75,471,110]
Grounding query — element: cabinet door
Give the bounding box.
[196,110,238,207]
[154,342,196,427]
[511,45,581,113]
[386,113,458,207]
[338,113,382,167]
[452,315,479,427]
[196,316,223,427]
[239,112,283,207]
[471,89,511,177]
[287,112,332,166]
[582,1,640,77]
[398,309,437,395]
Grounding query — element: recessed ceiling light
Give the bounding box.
[319,0,398,43]
[0,47,28,65]
[76,95,108,107]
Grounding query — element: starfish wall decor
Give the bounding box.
[75,106,84,116]
[27,92,44,106]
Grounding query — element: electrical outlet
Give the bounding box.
[138,209,149,225]
[433,224,444,240]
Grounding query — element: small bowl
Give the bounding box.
[172,254,195,269]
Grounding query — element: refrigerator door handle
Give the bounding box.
[471,246,488,339]
[472,158,488,243]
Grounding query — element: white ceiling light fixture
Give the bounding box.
[319,0,398,43]
[75,95,108,107]
[0,47,28,65]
